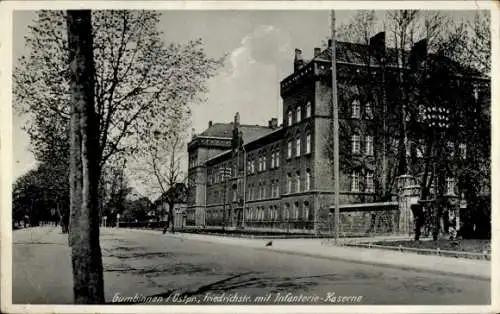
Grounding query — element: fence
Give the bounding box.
[344,242,491,260]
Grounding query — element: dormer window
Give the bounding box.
[351,99,361,119]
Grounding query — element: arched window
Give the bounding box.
[296,136,301,157]
[294,202,300,220]
[305,169,311,191]
[297,106,302,122]
[284,204,290,221]
[296,171,301,192]
[287,173,292,193]
[306,101,312,118]
[303,202,310,220]
[287,110,293,126]
[306,133,311,154]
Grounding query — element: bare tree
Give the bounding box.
[66,10,104,304]
[14,10,223,232]
[131,111,188,232]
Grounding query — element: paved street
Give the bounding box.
[13,227,490,305]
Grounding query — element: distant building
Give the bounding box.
[186,33,490,234]
[155,183,188,228]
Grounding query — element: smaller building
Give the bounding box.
[156,183,188,228]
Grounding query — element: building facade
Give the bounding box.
[186,32,490,235]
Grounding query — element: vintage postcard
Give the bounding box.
[0,1,497,313]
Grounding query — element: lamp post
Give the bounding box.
[422,105,450,241]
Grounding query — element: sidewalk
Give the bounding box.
[134,229,491,280]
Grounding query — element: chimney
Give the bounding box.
[268,118,278,129]
[369,32,386,62]
[294,48,304,71]
[314,47,321,57]
[208,120,213,128]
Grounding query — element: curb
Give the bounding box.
[123,228,490,281]
[253,247,490,281]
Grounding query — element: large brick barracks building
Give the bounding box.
[186,32,490,234]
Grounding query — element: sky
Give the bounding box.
[11,9,481,187]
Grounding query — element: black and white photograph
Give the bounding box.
[1,1,497,313]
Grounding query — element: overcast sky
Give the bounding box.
[12,9,482,185]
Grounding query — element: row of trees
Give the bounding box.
[13,159,154,229]
[328,10,490,239]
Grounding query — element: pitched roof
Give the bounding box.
[312,41,480,76]
[314,41,399,66]
[198,122,274,144]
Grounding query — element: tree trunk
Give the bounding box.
[66,10,105,304]
[168,201,175,233]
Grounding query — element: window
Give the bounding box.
[287,173,292,193]
[306,101,311,118]
[365,102,373,119]
[351,171,360,192]
[306,133,311,154]
[271,152,275,168]
[250,159,255,173]
[365,135,374,156]
[276,180,280,196]
[296,137,301,157]
[297,106,302,122]
[352,134,360,154]
[294,203,300,220]
[447,141,455,157]
[287,110,293,126]
[271,181,275,198]
[284,204,290,221]
[305,170,311,191]
[263,155,267,171]
[351,99,360,119]
[275,150,280,167]
[459,143,467,159]
[303,203,309,220]
[287,141,292,159]
[446,178,456,195]
[366,172,374,193]
[417,105,426,122]
[296,172,301,192]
